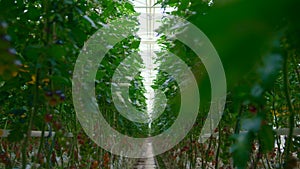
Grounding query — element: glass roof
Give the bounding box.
[129,0,175,117]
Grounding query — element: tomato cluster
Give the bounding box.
[103,152,110,168]
[44,90,66,106]
[0,151,11,166]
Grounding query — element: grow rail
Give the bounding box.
[0,128,300,138]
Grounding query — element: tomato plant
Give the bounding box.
[0,0,300,169]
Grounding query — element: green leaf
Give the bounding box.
[50,75,71,86]
[230,132,253,169]
[70,27,88,44]
[25,6,41,21]
[258,54,283,88]
[131,40,140,49]
[83,15,98,29]
[241,116,261,132]
[7,128,25,142]
[124,2,135,12]
[259,125,275,153]
[24,45,45,60]
[48,45,67,60]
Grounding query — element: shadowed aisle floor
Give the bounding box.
[133,142,159,169]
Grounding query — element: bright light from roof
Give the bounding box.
[129,0,175,125]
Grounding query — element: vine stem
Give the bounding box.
[291,53,300,83]
[234,104,243,134]
[215,123,221,169]
[21,69,40,169]
[203,136,213,168]
[265,154,272,169]
[21,0,49,167]
[283,51,295,164]
[272,90,282,165]
[33,122,46,169]
[253,141,261,169]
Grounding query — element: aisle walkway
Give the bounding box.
[130,1,170,168]
[133,143,159,169]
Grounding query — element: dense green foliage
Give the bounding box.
[154,0,300,168]
[0,0,143,168]
[0,0,300,169]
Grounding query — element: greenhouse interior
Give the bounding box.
[0,0,300,168]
